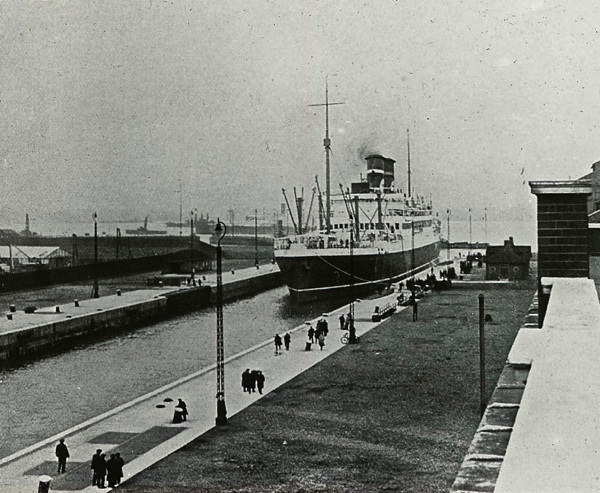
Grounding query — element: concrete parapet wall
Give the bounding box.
[210,270,281,304]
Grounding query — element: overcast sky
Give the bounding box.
[1,0,598,227]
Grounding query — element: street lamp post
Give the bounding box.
[190,211,195,283]
[92,212,99,298]
[254,208,259,268]
[447,209,451,261]
[215,219,228,426]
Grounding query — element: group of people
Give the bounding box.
[91,449,125,488]
[54,439,127,488]
[273,333,291,354]
[306,318,329,351]
[241,368,266,394]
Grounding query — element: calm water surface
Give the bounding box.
[0,287,339,458]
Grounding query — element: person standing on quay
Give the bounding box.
[274,334,282,355]
[318,332,325,351]
[242,369,251,393]
[106,454,120,488]
[91,449,103,485]
[115,452,125,485]
[256,370,265,394]
[307,326,315,343]
[96,453,107,488]
[177,398,188,421]
[339,313,345,330]
[284,332,291,351]
[250,370,259,393]
[55,438,70,474]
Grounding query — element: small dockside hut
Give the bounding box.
[486,236,531,280]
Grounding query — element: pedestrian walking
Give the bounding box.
[284,332,291,350]
[115,452,125,485]
[242,369,251,392]
[177,398,188,421]
[250,370,259,393]
[314,326,321,342]
[307,326,315,343]
[106,454,120,488]
[411,296,418,322]
[96,453,107,488]
[256,370,265,394]
[318,332,325,351]
[91,449,103,485]
[305,334,312,351]
[55,438,70,474]
[274,334,282,355]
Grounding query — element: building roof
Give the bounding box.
[486,237,531,264]
[0,246,70,260]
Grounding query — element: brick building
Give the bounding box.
[486,237,531,280]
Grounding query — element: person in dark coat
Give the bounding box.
[96,453,107,488]
[274,334,282,355]
[106,454,120,488]
[307,326,315,343]
[91,449,102,485]
[314,326,321,342]
[242,369,251,392]
[55,438,69,474]
[283,332,291,351]
[339,313,345,330]
[249,370,259,393]
[256,371,265,394]
[177,398,188,421]
[318,332,325,351]
[115,452,125,485]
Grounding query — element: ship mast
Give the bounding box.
[407,128,412,198]
[309,77,343,234]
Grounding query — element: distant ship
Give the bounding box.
[274,88,441,302]
[125,217,167,235]
[165,220,191,228]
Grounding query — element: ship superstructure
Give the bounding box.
[275,154,441,302]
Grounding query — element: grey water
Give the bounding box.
[0,286,340,458]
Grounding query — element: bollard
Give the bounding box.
[7,314,12,320]
[74,299,79,307]
[38,475,52,493]
[117,289,122,296]
[9,304,15,313]
[55,306,61,313]
[231,270,235,275]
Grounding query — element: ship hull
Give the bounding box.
[276,240,441,303]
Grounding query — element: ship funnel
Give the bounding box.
[365,155,395,191]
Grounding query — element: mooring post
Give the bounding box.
[478,293,486,417]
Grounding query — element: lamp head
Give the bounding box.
[215,219,226,240]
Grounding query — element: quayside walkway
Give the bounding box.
[452,277,600,492]
[0,263,279,337]
[0,287,405,493]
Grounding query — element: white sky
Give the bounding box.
[1,0,598,225]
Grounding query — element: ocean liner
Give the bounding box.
[275,151,441,302]
[274,82,441,302]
